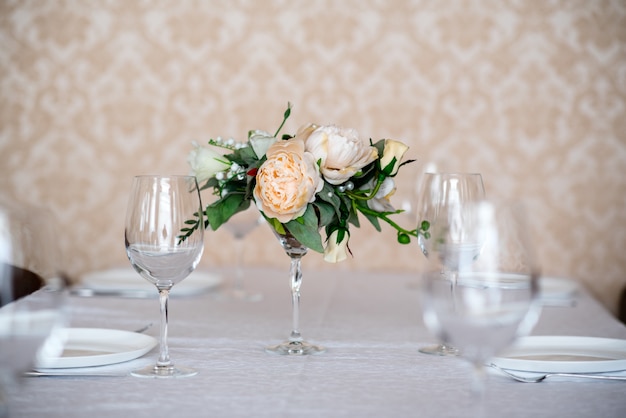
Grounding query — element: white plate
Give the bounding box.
[77,268,221,297]
[492,336,626,373]
[540,276,578,298]
[35,328,157,369]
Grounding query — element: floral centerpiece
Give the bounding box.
[184,103,426,262]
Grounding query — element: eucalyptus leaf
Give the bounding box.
[284,206,323,253]
[313,201,336,228]
[285,220,324,253]
[316,182,342,216]
[205,193,247,230]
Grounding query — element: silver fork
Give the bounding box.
[490,364,626,383]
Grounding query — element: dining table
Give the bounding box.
[6,266,626,418]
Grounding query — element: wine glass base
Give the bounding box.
[131,364,198,378]
[265,340,325,356]
[419,343,460,356]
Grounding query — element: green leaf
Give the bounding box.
[316,182,342,216]
[284,206,324,253]
[349,162,378,189]
[230,145,259,167]
[347,200,361,228]
[354,200,382,231]
[205,193,248,230]
[370,138,386,152]
[362,212,382,231]
[313,201,336,228]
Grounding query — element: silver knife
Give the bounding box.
[24,370,128,377]
[70,287,155,298]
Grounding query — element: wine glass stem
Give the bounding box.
[288,254,303,342]
[450,271,458,307]
[471,363,487,417]
[233,237,244,292]
[0,383,9,418]
[157,288,172,367]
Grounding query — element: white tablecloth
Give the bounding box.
[7,267,626,418]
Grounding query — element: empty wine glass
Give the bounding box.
[0,200,66,414]
[220,207,263,301]
[420,200,541,399]
[415,172,486,356]
[125,175,204,378]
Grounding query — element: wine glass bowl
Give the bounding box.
[124,175,204,378]
[420,200,541,395]
[0,201,67,413]
[220,207,263,301]
[416,173,486,261]
[415,172,486,356]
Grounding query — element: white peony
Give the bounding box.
[301,125,378,185]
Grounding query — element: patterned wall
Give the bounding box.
[1,0,625,314]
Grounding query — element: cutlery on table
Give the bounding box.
[490,364,626,383]
[24,370,128,378]
[70,287,154,298]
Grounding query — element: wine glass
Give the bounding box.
[420,200,541,399]
[220,207,263,301]
[415,172,485,356]
[0,200,66,414]
[124,175,204,378]
[265,227,325,356]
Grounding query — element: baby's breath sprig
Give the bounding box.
[208,137,249,150]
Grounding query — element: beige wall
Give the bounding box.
[1,1,625,314]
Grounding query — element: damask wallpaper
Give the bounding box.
[1,0,625,314]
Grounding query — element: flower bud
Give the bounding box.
[323,229,350,263]
[248,130,277,158]
[380,139,409,176]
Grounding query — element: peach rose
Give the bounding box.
[301,125,378,185]
[253,139,322,223]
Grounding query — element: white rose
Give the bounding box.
[187,141,231,184]
[248,130,277,159]
[380,139,409,176]
[323,229,350,263]
[301,125,378,185]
